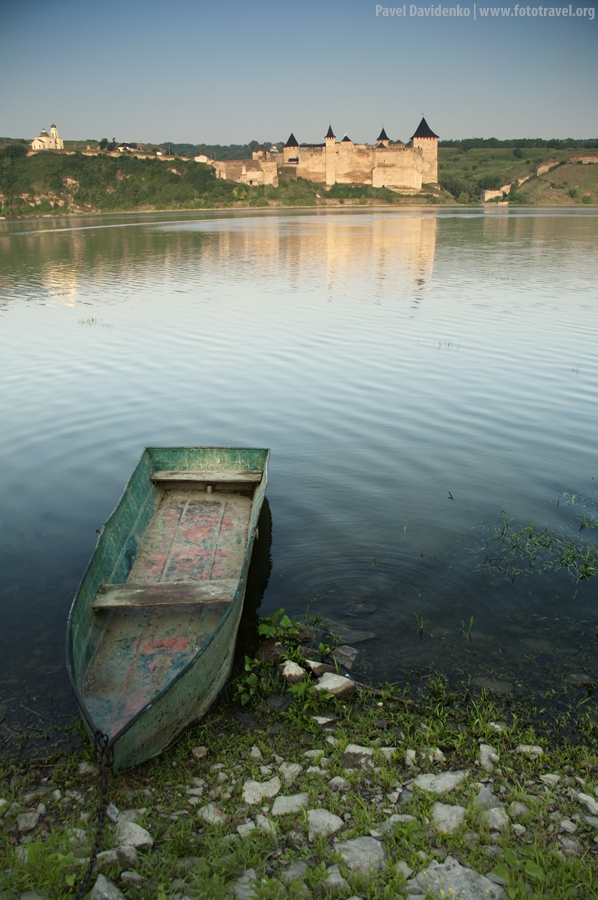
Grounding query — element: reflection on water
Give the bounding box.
[0,208,597,727]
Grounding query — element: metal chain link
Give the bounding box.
[74,730,113,900]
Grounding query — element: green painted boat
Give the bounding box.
[66,447,269,773]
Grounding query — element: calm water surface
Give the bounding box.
[1,208,597,725]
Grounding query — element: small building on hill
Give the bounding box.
[31,124,64,151]
[213,118,439,190]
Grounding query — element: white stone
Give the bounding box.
[431,802,466,834]
[539,773,560,788]
[380,747,396,761]
[306,766,324,775]
[242,776,281,806]
[271,793,309,815]
[341,743,375,766]
[508,801,529,818]
[230,868,258,900]
[412,770,468,795]
[325,864,349,891]
[116,821,153,851]
[282,861,309,883]
[406,855,505,899]
[89,874,126,900]
[395,860,414,878]
[314,672,357,699]
[279,762,303,782]
[474,785,500,810]
[328,776,351,792]
[326,735,341,747]
[511,823,526,836]
[197,803,227,825]
[479,744,499,773]
[417,747,445,766]
[559,818,577,834]
[237,821,256,838]
[480,807,510,831]
[278,660,307,684]
[378,813,416,834]
[255,813,276,834]
[120,872,142,885]
[515,744,544,755]
[489,721,506,732]
[249,745,262,761]
[191,746,208,759]
[577,793,598,816]
[78,761,99,776]
[332,645,359,669]
[17,812,39,832]
[96,846,138,872]
[304,748,325,760]
[405,749,417,768]
[335,835,388,872]
[307,808,343,840]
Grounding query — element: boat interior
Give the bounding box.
[84,470,259,737]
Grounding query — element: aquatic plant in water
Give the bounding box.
[476,512,598,583]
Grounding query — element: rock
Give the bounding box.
[328,776,351,792]
[279,762,303,782]
[116,821,153,851]
[417,747,445,766]
[508,801,529,818]
[17,812,39,832]
[324,864,349,892]
[578,793,598,816]
[474,785,500,810]
[511,823,526,836]
[559,818,577,834]
[431,802,466,834]
[471,677,513,695]
[118,809,145,824]
[278,660,307,684]
[479,744,499,773]
[305,659,336,677]
[255,813,276,834]
[344,599,378,617]
[341,743,375,767]
[120,872,142,885]
[314,672,357,699]
[295,624,320,644]
[332,646,359,669]
[89,874,126,900]
[197,803,227,825]
[559,835,583,856]
[307,808,343,840]
[255,639,286,666]
[583,815,598,828]
[68,826,88,845]
[282,861,309,883]
[378,813,416,834]
[412,770,468,795]
[78,761,99,776]
[335,836,388,872]
[311,713,340,727]
[480,807,510,831]
[380,747,396,761]
[51,790,61,802]
[96,846,138,873]
[539,774,560,788]
[242,777,281,805]
[271,793,309,816]
[191,746,208,759]
[326,623,375,644]
[237,821,256,838]
[230,869,258,900]
[405,749,417,768]
[489,722,507,732]
[395,860,414,879]
[406,855,505,899]
[249,745,262,761]
[326,735,341,747]
[515,744,544,756]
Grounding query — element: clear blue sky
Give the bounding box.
[1,0,596,145]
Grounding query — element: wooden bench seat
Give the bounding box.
[151,470,262,485]
[92,580,237,610]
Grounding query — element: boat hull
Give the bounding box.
[66,447,269,772]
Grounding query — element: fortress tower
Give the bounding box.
[408,117,438,184]
[325,125,336,186]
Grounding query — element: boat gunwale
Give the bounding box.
[65,445,269,752]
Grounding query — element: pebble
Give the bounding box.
[412,770,468,795]
[406,854,506,900]
[96,846,138,872]
[578,792,598,816]
[249,745,262,760]
[314,672,357,699]
[116,821,154,851]
[242,777,281,805]
[120,872,142,885]
[479,743,499,773]
[279,762,303,782]
[191,746,208,759]
[328,775,351,792]
[277,660,307,684]
[539,773,560,788]
[335,835,388,872]
[341,743,374,767]
[307,808,343,840]
[16,812,39,833]
[237,821,256,838]
[324,864,349,891]
[271,793,309,815]
[508,800,529,818]
[515,744,544,756]
[197,803,227,825]
[255,813,275,834]
[282,861,309,883]
[479,807,510,832]
[431,802,467,834]
[331,645,359,669]
[89,874,125,900]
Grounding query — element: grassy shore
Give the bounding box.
[1,621,597,900]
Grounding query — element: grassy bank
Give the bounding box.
[1,617,597,900]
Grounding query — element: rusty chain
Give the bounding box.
[73,730,113,900]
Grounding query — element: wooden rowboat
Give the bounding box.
[66,447,269,772]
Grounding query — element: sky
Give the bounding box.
[1,0,597,145]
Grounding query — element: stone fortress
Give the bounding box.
[213,118,439,191]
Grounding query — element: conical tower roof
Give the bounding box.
[325,125,335,139]
[285,133,299,148]
[411,117,438,139]
[377,127,389,142]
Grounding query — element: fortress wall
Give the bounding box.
[333,145,375,184]
[411,138,438,183]
[296,146,326,181]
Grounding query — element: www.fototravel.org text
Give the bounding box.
[375,3,595,16]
